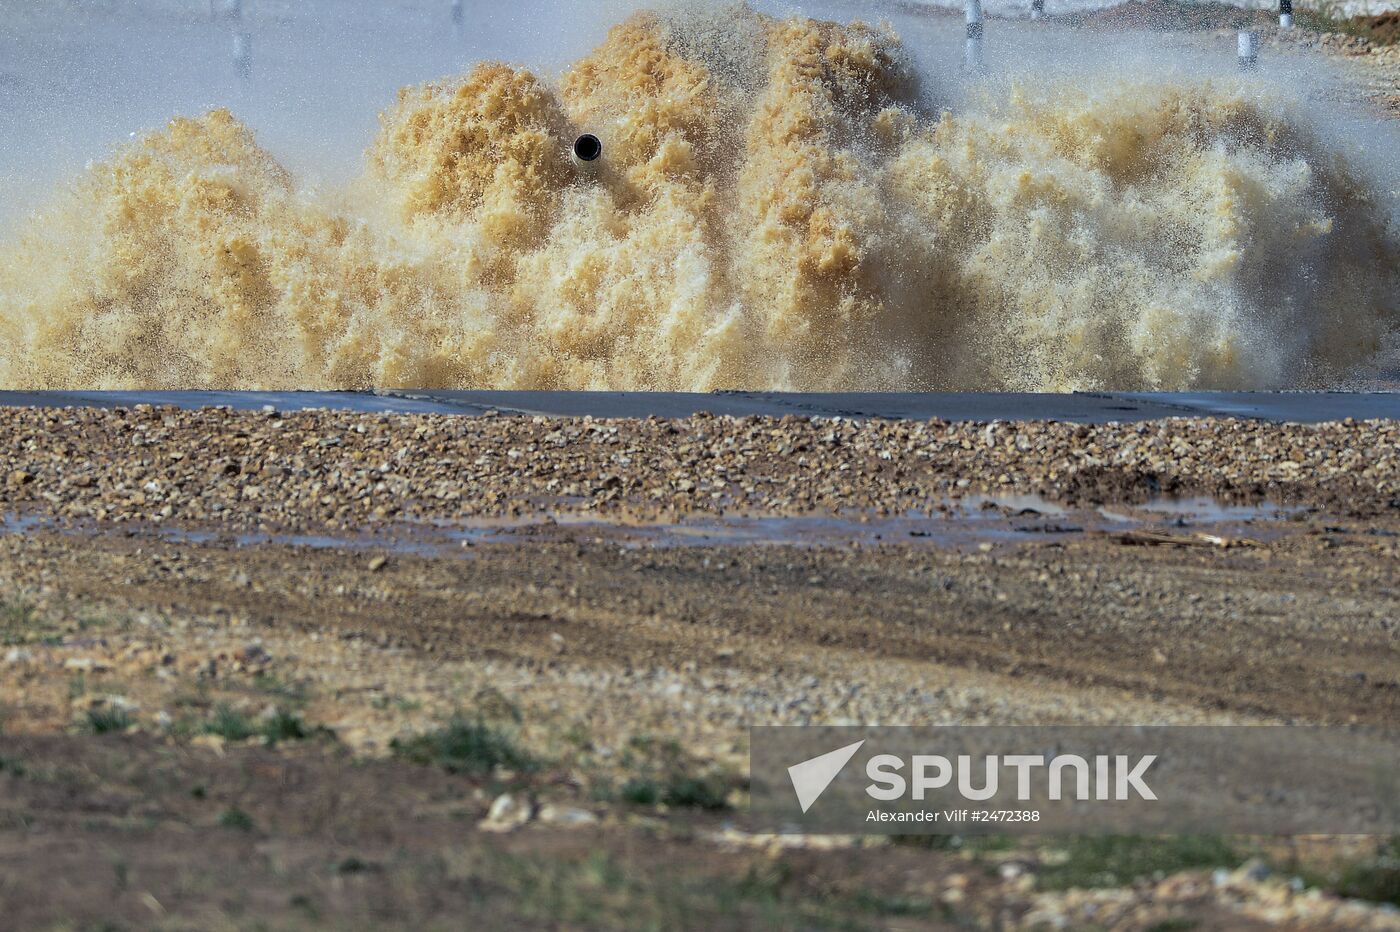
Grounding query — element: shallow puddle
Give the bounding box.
[1106,497,1307,523]
[0,493,1312,556]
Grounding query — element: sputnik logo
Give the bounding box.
[787,740,865,813]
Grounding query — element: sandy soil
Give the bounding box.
[1,407,1398,928]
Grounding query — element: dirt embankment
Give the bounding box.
[2,407,1400,534]
[1048,0,1400,42]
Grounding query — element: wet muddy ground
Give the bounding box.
[1,408,1399,928]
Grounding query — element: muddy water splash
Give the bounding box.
[0,6,1397,391]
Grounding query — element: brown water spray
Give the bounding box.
[0,6,1395,391]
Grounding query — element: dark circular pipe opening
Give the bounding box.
[572,133,603,164]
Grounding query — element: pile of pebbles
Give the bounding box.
[0,405,1396,532]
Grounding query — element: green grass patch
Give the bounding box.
[336,856,375,875]
[0,755,25,777]
[1333,857,1400,906]
[0,598,64,647]
[201,706,333,746]
[848,889,938,917]
[0,597,127,647]
[250,673,311,706]
[618,778,661,806]
[1304,837,1400,907]
[218,806,255,832]
[1037,836,1241,891]
[259,710,334,745]
[391,717,535,776]
[619,774,730,811]
[1146,919,1201,932]
[203,706,257,742]
[890,833,1017,853]
[612,732,735,811]
[481,848,915,929]
[85,707,133,735]
[0,599,37,645]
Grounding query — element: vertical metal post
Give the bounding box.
[965,0,985,74]
[232,30,252,82]
[1238,31,1259,71]
[220,0,250,83]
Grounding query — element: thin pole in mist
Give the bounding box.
[214,0,252,85]
[232,30,252,83]
[450,0,465,39]
[1238,30,1260,71]
[1279,0,1294,29]
[965,0,985,73]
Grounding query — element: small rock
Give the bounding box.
[63,657,108,673]
[536,804,599,827]
[368,556,389,572]
[1239,859,1272,883]
[234,644,271,667]
[999,861,1027,880]
[480,793,534,833]
[191,734,226,754]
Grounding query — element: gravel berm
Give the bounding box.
[0,406,1397,532]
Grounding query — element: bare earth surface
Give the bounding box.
[0,406,1398,929]
[1263,22,1400,117]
